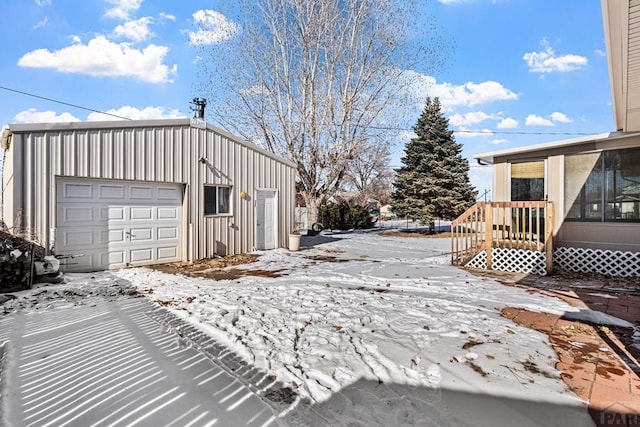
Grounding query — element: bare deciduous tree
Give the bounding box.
[345,141,394,205]
[198,0,443,225]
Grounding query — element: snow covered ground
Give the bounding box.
[1,230,610,426]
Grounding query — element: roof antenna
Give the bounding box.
[190,97,207,119]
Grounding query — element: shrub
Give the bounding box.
[319,201,374,230]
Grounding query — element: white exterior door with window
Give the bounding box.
[256,190,277,250]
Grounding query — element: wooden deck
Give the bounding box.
[451,201,554,274]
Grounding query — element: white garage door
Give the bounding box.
[56,178,183,272]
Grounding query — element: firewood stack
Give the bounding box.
[0,231,47,293]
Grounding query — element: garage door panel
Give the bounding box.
[63,206,94,222]
[158,187,180,200]
[98,184,125,199]
[63,253,99,271]
[101,251,126,267]
[62,182,93,199]
[56,178,183,272]
[100,207,125,221]
[62,229,96,247]
[157,227,177,240]
[130,207,153,220]
[130,228,153,241]
[157,207,179,220]
[130,248,153,263]
[157,246,178,260]
[130,186,153,200]
[100,229,125,244]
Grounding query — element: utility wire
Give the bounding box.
[0,85,132,121]
[1,84,604,136]
[366,125,600,136]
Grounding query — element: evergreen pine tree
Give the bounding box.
[392,97,477,231]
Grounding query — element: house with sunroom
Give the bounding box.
[1,118,296,272]
[451,0,640,277]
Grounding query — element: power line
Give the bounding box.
[366,125,600,136]
[0,85,132,121]
[1,84,605,137]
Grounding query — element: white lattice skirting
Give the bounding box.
[466,248,548,276]
[554,247,640,277]
[465,246,640,277]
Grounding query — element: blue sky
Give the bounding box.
[0,0,612,197]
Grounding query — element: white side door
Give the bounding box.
[256,190,277,250]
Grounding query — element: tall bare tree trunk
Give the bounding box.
[197,0,445,220]
[301,192,323,227]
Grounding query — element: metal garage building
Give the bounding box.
[1,118,296,272]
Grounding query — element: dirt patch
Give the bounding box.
[516,269,640,294]
[462,339,484,350]
[519,360,555,378]
[151,254,285,280]
[465,360,489,377]
[304,255,350,263]
[381,230,454,239]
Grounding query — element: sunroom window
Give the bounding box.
[565,147,640,222]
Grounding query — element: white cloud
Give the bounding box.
[496,117,518,129]
[550,111,572,123]
[112,17,153,42]
[433,80,519,108]
[18,35,177,83]
[35,0,51,6]
[448,111,497,127]
[159,12,176,22]
[189,10,238,46]
[523,39,587,73]
[525,114,554,126]
[524,111,572,126]
[13,108,80,123]
[105,0,143,20]
[437,0,469,3]
[404,72,518,110]
[594,49,606,57]
[87,105,186,121]
[33,16,49,29]
[489,138,509,145]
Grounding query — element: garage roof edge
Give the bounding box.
[8,118,296,168]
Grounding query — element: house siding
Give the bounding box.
[2,119,296,262]
[556,222,640,252]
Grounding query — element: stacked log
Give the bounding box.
[0,231,46,293]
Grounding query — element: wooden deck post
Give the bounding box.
[485,203,493,270]
[545,202,554,274]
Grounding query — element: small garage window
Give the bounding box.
[204,186,231,215]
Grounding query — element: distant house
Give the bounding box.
[379,204,396,220]
[1,119,296,272]
[453,0,640,276]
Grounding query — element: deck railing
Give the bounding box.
[451,201,554,273]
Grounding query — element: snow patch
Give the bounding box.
[562,309,634,328]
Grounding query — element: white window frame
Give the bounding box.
[204,185,232,216]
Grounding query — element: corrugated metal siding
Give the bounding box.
[6,120,296,261]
